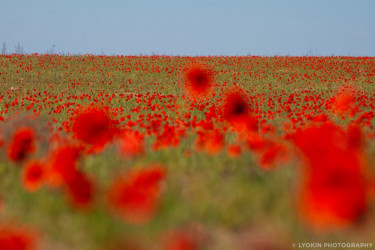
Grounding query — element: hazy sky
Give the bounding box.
[1,0,374,56]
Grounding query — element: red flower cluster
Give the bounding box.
[1,54,375,245]
[331,86,357,118]
[20,142,95,208]
[46,143,94,208]
[196,129,224,155]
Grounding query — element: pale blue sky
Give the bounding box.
[1,0,374,56]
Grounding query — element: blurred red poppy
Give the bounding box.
[65,171,94,209]
[71,106,117,151]
[46,143,81,187]
[183,64,213,98]
[222,91,258,132]
[7,127,36,163]
[0,224,38,250]
[22,160,45,192]
[107,165,166,224]
[293,122,368,229]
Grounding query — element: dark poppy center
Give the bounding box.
[194,73,206,85]
[233,102,246,115]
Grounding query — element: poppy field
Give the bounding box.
[0,54,375,249]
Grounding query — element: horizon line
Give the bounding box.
[1,52,374,58]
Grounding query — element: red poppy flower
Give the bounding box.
[183,64,213,98]
[222,91,258,132]
[0,224,38,250]
[71,106,117,150]
[7,127,36,162]
[22,160,45,192]
[65,171,94,209]
[299,166,367,229]
[107,165,166,224]
[46,143,81,187]
[292,122,368,228]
